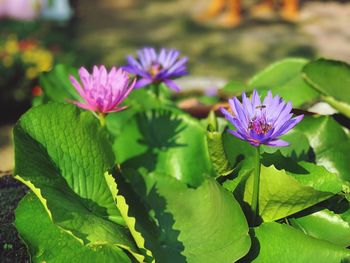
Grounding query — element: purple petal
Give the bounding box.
[163,49,180,68]
[274,102,293,125]
[163,79,180,92]
[229,97,248,128]
[168,50,180,66]
[220,107,234,123]
[166,57,188,75]
[123,66,150,78]
[126,55,143,70]
[220,108,247,134]
[265,139,289,147]
[228,129,246,141]
[273,114,304,138]
[273,112,293,134]
[268,101,285,123]
[263,90,273,106]
[137,49,149,68]
[170,69,188,78]
[266,95,283,121]
[242,92,254,119]
[135,78,153,89]
[251,89,261,108]
[158,48,167,64]
[249,129,266,143]
[149,48,157,61]
[248,141,261,147]
[143,48,152,67]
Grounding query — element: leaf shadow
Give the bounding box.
[261,151,309,174]
[237,228,260,263]
[118,167,186,262]
[123,109,187,172]
[136,110,186,150]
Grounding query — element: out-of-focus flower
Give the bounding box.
[221,90,303,147]
[0,1,6,18]
[205,86,218,97]
[32,85,42,96]
[21,48,53,76]
[5,0,42,20]
[4,35,19,55]
[3,56,13,67]
[0,34,55,105]
[0,35,53,78]
[70,66,135,114]
[123,47,188,91]
[19,39,38,51]
[41,0,73,21]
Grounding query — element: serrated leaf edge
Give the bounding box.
[104,171,154,263]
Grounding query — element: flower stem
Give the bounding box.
[152,83,161,99]
[97,112,106,127]
[251,146,261,225]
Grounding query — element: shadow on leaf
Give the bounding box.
[114,167,186,262]
[136,110,186,150]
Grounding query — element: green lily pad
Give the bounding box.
[39,64,80,103]
[290,208,350,247]
[303,58,350,117]
[15,192,132,263]
[296,115,350,182]
[248,58,318,107]
[114,109,213,186]
[244,222,350,263]
[114,169,251,263]
[14,103,141,260]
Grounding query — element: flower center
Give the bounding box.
[248,107,272,134]
[248,118,272,134]
[149,63,162,77]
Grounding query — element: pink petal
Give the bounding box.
[78,67,90,78]
[106,105,128,113]
[73,101,96,111]
[69,75,86,98]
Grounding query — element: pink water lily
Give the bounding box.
[70,65,135,114]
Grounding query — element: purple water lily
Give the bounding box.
[123,47,188,91]
[221,90,304,147]
[70,65,135,114]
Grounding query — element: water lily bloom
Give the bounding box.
[70,65,135,114]
[123,47,188,91]
[221,90,304,147]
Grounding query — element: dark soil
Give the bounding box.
[0,174,29,262]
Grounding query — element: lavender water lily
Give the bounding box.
[221,90,304,224]
[123,47,188,91]
[221,90,304,147]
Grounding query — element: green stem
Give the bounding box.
[152,83,160,99]
[251,146,261,225]
[97,112,106,127]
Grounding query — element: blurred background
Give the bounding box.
[0,0,350,176]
